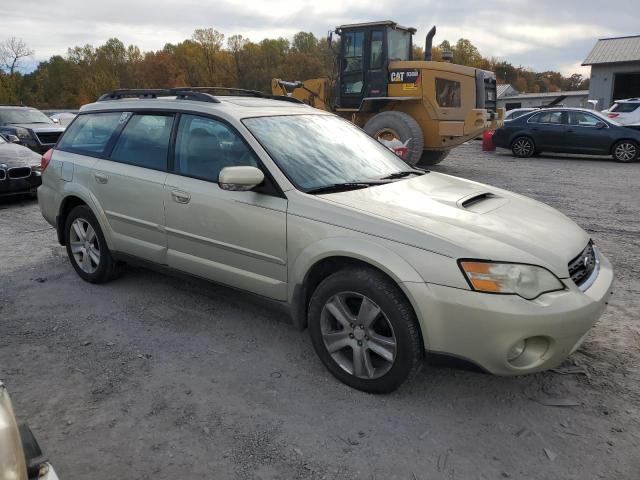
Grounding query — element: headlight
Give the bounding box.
[0,383,28,480]
[14,127,30,139]
[459,261,565,300]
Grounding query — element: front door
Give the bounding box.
[527,110,568,151]
[339,30,365,108]
[566,111,612,154]
[163,114,288,300]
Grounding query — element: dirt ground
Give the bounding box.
[1,142,639,480]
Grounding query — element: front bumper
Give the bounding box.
[405,250,614,375]
[0,171,41,196]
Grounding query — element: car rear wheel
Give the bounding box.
[65,205,122,283]
[308,268,423,393]
[511,136,535,158]
[612,140,638,162]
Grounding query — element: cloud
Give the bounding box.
[0,0,636,75]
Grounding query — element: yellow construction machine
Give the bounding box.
[272,21,504,166]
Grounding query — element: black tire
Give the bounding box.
[64,205,123,284]
[612,140,639,162]
[308,267,423,393]
[417,150,449,166]
[511,136,535,158]
[363,111,424,166]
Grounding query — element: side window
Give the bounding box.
[435,78,461,108]
[57,112,123,155]
[174,114,258,183]
[343,31,364,73]
[110,114,174,170]
[569,112,600,126]
[529,111,563,124]
[370,31,383,70]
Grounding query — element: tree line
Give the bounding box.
[0,30,589,109]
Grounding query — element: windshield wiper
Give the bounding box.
[306,181,389,195]
[380,169,426,180]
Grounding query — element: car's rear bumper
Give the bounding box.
[404,250,614,375]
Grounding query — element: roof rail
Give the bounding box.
[96,86,305,105]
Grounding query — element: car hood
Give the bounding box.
[0,142,41,167]
[318,172,589,277]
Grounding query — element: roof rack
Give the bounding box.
[96,87,303,105]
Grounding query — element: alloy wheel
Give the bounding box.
[69,218,100,274]
[513,138,533,157]
[614,142,637,162]
[320,292,397,379]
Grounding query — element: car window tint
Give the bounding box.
[370,31,384,69]
[569,112,600,126]
[529,111,563,124]
[174,114,258,182]
[610,103,639,113]
[57,112,123,154]
[110,114,174,170]
[436,78,461,108]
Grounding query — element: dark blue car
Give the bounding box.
[492,108,640,162]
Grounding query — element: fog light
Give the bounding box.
[507,340,526,361]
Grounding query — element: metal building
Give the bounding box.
[583,35,640,110]
[497,90,589,110]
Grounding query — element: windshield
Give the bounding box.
[610,102,639,113]
[0,109,53,125]
[243,115,412,192]
[387,28,411,61]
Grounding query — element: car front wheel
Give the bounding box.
[65,205,122,283]
[511,136,535,158]
[308,268,423,393]
[612,140,638,162]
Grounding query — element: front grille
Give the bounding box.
[568,241,597,288]
[8,167,32,179]
[35,131,62,145]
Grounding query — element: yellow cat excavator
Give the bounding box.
[272,21,504,166]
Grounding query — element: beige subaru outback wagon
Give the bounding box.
[38,88,613,393]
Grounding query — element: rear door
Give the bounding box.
[163,113,288,300]
[526,111,568,151]
[91,112,174,263]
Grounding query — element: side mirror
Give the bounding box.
[595,121,606,129]
[6,134,20,143]
[219,166,264,191]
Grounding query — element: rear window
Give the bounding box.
[57,112,124,155]
[610,102,639,113]
[435,78,461,108]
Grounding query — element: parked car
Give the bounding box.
[492,108,640,162]
[0,381,59,479]
[504,107,539,121]
[38,88,613,393]
[0,134,42,197]
[603,98,640,126]
[48,112,78,127]
[0,107,65,154]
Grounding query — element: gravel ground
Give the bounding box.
[1,143,639,480]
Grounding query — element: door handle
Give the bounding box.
[171,190,191,204]
[94,173,108,184]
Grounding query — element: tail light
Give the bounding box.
[607,113,620,118]
[41,149,53,172]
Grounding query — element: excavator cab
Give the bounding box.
[333,21,416,108]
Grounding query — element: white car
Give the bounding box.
[504,108,539,121]
[38,88,614,393]
[604,99,640,126]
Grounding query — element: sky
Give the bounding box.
[1,0,637,77]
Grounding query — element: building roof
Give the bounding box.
[500,90,589,101]
[497,84,519,98]
[582,35,640,65]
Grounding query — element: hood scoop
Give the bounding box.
[458,192,508,214]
